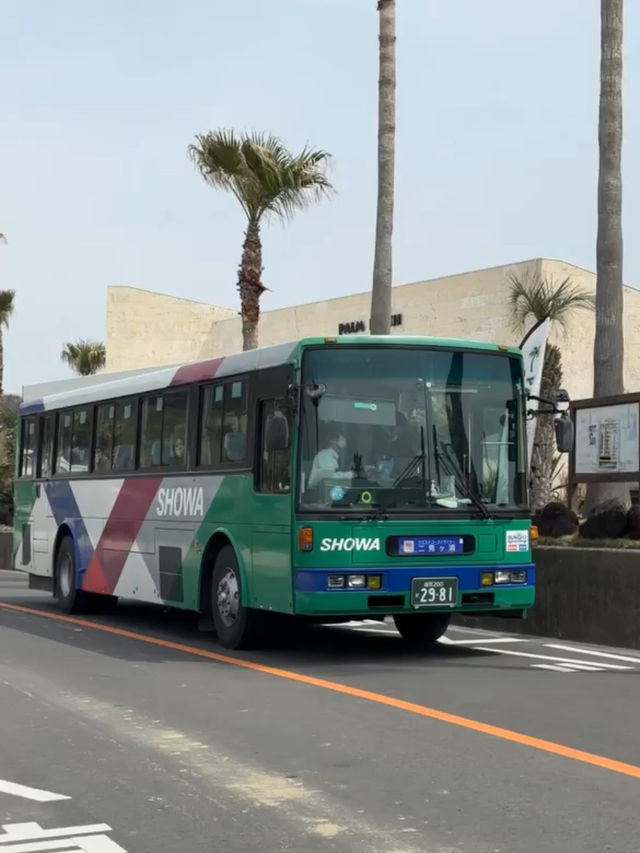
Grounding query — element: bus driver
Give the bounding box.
[308,423,354,489]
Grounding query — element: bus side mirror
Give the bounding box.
[265,413,290,452]
[555,414,574,453]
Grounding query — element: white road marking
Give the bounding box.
[439,636,527,646]
[446,625,503,636]
[351,627,399,636]
[0,780,70,803]
[545,644,640,665]
[340,623,638,675]
[472,646,632,670]
[0,822,126,852]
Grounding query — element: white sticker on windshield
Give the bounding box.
[506,530,529,553]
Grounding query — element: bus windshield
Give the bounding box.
[298,346,526,515]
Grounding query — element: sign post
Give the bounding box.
[568,393,640,510]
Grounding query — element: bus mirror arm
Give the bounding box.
[287,383,299,410]
[525,388,570,418]
[525,390,574,454]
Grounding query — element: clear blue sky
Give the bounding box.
[1,0,639,394]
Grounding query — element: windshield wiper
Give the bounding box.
[435,441,493,519]
[391,426,431,495]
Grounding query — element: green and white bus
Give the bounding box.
[14,335,535,649]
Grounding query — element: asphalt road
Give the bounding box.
[1,567,639,853]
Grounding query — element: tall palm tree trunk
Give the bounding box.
[237,221,265,351]
[587,0,626,509]
[369,0,396,335]
[594,0,624,396]
[0,329,4,398]
[530,344,563,511]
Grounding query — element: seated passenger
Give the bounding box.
[169,433,186,466]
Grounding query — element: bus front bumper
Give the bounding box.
[293,564,535,616]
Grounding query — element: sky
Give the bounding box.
[1,0,639,395]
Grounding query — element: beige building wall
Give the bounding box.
[106,286,235,371]
[105,258,640,406]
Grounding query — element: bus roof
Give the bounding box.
[19,335,521,415]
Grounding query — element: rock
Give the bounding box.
[538,502,579,537]
[627,505,640,540]
[579,498,628,540]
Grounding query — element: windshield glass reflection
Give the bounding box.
[298,347,526,514]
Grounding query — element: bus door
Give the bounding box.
[250,368,294,613]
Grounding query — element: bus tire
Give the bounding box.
[55,535,89,614]
[211,545,264,650]
[393,612,451,648]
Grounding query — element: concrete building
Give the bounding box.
[106,258,640,402]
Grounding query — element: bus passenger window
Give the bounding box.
[161,392,188,467]
[199,384,223,466]
[94,404,115,473]
[71,408,91,473]
[112,400,136,471]
[222,381,247,463]
[141,396,163,467]
[20,417,36,478]
[55,412,72,473]
[38,415,54,479]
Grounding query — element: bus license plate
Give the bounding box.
[411,577,458,608]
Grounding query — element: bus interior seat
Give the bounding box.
[113,444,133,471]
[139,440,161,467]
[223,431,246,462]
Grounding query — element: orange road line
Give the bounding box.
[2,599,639,781]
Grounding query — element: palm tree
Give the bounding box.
[0,290,15,397]
[188,131,333,351]
[60,340,106,376]
[369,0,396,335]
[509,271,594,511]
[587,0,626,510]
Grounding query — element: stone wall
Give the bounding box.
[454,545,640,650]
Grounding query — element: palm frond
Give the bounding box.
[0,290,15,328]
[60,339,106,376]
[188,129,333,225]
[507,271,595,333]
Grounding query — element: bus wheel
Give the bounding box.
[55,536,89,614]
[393,612,451,648]
[211,545,263,650]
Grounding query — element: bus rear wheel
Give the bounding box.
[55,535,89,614]
[211,545,264,650]
[393,612,451,648]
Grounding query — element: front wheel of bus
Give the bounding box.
[393,612,451,648]
[211,546,263,650]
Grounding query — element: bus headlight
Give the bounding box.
[347,575,366,589]
[509,570,527,583]
[491,570,528,585]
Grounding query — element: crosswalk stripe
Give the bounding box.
[545,644,640,665]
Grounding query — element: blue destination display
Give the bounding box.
[399,536,465,555]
